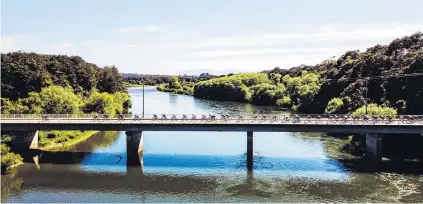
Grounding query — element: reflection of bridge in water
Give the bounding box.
[13,158,423,201]
[2,114,423,171]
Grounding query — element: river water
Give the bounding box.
[2,87,423,202]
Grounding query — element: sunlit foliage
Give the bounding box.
[352,104,397,116]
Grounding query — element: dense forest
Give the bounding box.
[265,32,423,114]
[160,32,423,115]
[1,52,131,170]
[1,52,126,100]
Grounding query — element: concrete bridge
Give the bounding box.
[2,114,423,171]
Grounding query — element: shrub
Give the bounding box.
[276,96,292,107]
[1,152,23,168]
[352,103,397,116]
[325,97,344,114]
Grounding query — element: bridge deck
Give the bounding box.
[2,118,423,134]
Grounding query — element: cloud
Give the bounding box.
[183,47,343,59]
[163,23,423,50]
[113,25,163,34]
[1,33,39,51]
[2,23,422,75]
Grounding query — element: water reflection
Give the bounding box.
[2,87,423,203]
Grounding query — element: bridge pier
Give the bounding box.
[9,131,39,151]
[247,131,253,171]
[126,131,144,166]
[366,133,383,161]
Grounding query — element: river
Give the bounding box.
[2,87,423,202]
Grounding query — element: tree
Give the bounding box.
[1,52,126,100]
[168,76,182,89]
[352,104,397,116]
[325,97,344,113]
[38,86,82,114]
[276,96,292,107]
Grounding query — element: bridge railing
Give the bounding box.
[1,113,423,119]
[1,114,423,125]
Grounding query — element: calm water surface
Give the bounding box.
[2,87,423,202]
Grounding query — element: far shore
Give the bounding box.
[124,84,157,88]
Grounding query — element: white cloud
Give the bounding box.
[163,23,423,50]
[1,23,422,75]
[183,47,342,58]
[1,33,39,51]
[113,25,163,34]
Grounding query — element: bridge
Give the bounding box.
[2,114,423,171]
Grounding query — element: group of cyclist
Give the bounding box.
[144,113,422,124]
[36,113,421,124]
[150,114,221,120]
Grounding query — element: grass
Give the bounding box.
[38,130,99,151]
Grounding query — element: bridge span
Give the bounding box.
[2,114,423,170]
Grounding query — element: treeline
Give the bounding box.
[266,32,423,114]
[123,74,222,86]
[124,74,171,86]
[1,52,125,100]
[192,72,321,111]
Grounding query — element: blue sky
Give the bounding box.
[2,0,423,75]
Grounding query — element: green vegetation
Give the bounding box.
[1,52,130,170]
[1,85,130,117]
[123,74,220,87]
[1,135,23,170]
[1,168,23,200]
[267,32,423,114]
[157,76,195,95]
[38,131,98,151]
[1,52,125,100]
[276,96,291,107]
[191,71,321,110]
[193,73,270,102]
[352,104,397,116]
[325,98,344,114]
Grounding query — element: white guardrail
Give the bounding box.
[1,114,423,125]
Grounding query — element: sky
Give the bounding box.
[2,0,423,75]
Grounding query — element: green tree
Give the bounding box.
[325,97,344,113]
[168,76,182,89]
[38,86,82,114]
[276,96,292,107]
[352,104,397,116]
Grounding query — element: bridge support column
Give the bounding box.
[126,131,144,166]
[10,131,39,151]
[366,133,383,161]
[247,131,253,171]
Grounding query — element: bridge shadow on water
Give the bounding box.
[21,149,423,176]
[19,149,423,179]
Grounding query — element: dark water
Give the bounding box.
[2,87,423,202]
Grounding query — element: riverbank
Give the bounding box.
[1,134,24,172]
[1,154,23,173]
[38,131,99,151]
[156,84,192,95]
